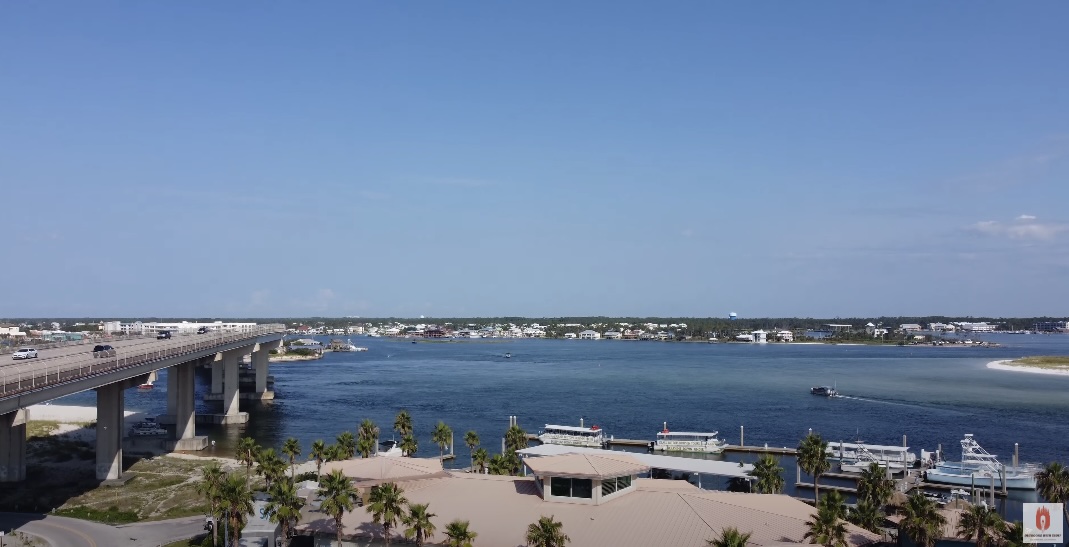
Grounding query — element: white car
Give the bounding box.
[12,347,38,360]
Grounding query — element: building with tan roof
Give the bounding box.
[321,456,445,486]
[298,452,879,547]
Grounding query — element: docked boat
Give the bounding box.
[538,423,606,448]
[129,418,166,436]
[828,441,917,471]
[924,434,1039,490]
[810,385,838,397]
[376,439,403,457]
[653,422,727,453]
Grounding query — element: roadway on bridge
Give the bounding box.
[2,334,215,367]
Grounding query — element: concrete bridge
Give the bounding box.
[0,324,285,482]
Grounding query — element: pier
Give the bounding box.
[606,438,650,447]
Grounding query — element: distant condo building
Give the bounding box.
[1033,320,1069,333]
[956,322,996,332]
[103,320,257,335]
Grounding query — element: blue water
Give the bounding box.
[58,333,1069,516]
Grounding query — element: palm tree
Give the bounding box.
[818,491,848,522]
[236,437,259,482]
[444,519,478,547]
[336,431,357,459]
[899,491,947,547]
[367,482,408,545]
[525,515,570,547]
[707,526,752,547]
[957,504,1005,547]
[1036,461,1069,527]
[797,432,830,501]
[464,431,480,471]
[264,477,305,547]
[318,469,358,547]
[856,462,894,507]
[432,421,453,460]
[748,453,784,494]
[1000,520,1026,547]
[472,448,489,474]
[194,461,225,547]
[281,438,302,480]
[402,502,438,547]
[505,424,528,453]
[400,433,418,457]
[256,448,287,491]
[325,443,344,462]
[357,418,380,458]
[394,409,413,438]
[219,472,254,547]
[847,499,883,534]
[488,453,512,475]
[309,440,327,477]
[804,500,848,547]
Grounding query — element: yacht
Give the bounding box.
[538,423,606,448]
[137,380,154,390]
[129,418,166,436]
[810,385,838,397]
[376,439,403,457]
[653,422,727,453]
[925,434,1039,490]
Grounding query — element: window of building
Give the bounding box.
[601,475,633,497]
[550,477,593,499]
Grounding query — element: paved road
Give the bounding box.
[0,512,204,546]
[2,335,213,368]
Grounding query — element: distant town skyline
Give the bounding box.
[3,3,1068,317]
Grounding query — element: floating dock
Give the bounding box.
[723,445,797,456]
[606,438,650,447]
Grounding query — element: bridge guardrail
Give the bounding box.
[0,324,285,399]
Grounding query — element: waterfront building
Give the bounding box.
[603,330,623,340]
[776,329,794,342]
[957,322,997,332]
[102,320,257,335]
[1033,320,1069,332]
[578,330,601,340]
[300,453,878,547]
[751,330,768,343]
[899,323,923,332]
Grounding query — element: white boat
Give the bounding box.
[138,380,154,390]
[653,422,727,453]
[333,339,369,352]
[376,439,403,457]
[924,434,1039,490]
[828,441,917,471]
[129,418,166,436]
[538,424,606,448]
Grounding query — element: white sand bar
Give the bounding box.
[987,359,1069,377]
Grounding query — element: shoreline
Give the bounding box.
[986,359,1069,377]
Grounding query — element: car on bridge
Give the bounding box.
[93,344,116,358]
[157,331,172,340]
[12,347,38,359]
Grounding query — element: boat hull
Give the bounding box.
[538,436,605,448]
[926,468,1036,490]
[653,442,726,454]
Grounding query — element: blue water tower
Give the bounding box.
[729,312,738,321]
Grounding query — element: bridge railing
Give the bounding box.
[0,324,285,399]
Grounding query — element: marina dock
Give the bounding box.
[723,444,797,456]
[794,482,858,494]
[606,438,651,447]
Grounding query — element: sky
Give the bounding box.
[3,2,1068,319]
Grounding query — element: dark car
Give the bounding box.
[93,344,116,358]
[197,326,211,334]
[157,331,172,340]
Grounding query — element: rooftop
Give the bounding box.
[519,444,755,479]
[523,452,648,479]
[300,472,879,547]
[321,456,444,484]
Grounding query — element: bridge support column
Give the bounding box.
[254,349,269,394]
[223,352,240,417]
[170,361,208,450]
[166,367,179,416]
[211,358,224,395]
[96,382,124,481]
[0,409,27,482]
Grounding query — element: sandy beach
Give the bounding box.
[986,359,1069,377]
[26,403,144,423]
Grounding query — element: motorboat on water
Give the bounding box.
[504,352,511,359]
[924,434,1039,490]
[653,422,727,453]
[538,423,606,448]
[376,439,403,457]
[138,380,154,390]
[129,418,166,436]
[810,385,838,397]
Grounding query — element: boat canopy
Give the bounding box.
[544,424,603,434]
[656,431,720,438]
[828,442,912,453]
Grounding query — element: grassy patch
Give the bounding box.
[26,420,59,438]
[1008,356,1069,369]
[55,505,140,524]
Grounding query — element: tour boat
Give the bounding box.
[810,385,838,397]
[827,441,917,471]
[538,424,606,448]
[376,439,404,457]
[924,434,1039,490]
[653,423,727,453]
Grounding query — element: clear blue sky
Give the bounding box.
[3,3,1068,318]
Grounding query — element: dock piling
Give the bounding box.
[740,425,744,447]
